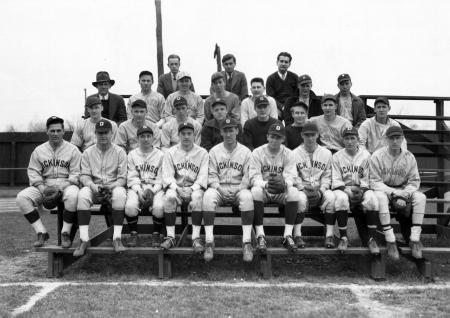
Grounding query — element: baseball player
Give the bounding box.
[249,123,301,252]
[309,94,352,154]
[292,122,336,248]
[74,119,128,256]
[332,127,380,254]
[370,126,426,259]
[358,96,407,153]
[202,118,254,262]
[125,126,165,247]
[160,122,208,252]
[71,96,118,151]
[16,116,81,248]
[161,96,201,150]
[115,99,161,152]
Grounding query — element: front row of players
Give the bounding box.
[17,115,426,262]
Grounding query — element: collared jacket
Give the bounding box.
[335,92,366,128]
[283,90,322,125]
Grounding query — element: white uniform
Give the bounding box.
[358,117,407,153]
[127,91,165,124]
[71,118,118,151]
[161,117,201,149]
[163,91,204,125]
[309,115,352,152]
[125,147,165,218]
[115,119,161,152]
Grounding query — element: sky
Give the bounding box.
[0,0,449,131]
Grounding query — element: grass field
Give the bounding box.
[1,210,450,317]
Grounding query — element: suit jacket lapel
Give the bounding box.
[109,93,117,119]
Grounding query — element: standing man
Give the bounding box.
[204,72,240,121]
[157,54,195,99]
[127,71,166,128]
[335,73,366,128]
[240,78,278,127]
[283,74,322,125]
[74,119,128,256]
[370,126,426,259]
[85,71,127,125]
[266,52,299,120]
[202,118,254,262]
[16,116,81,248]
[160,122,209,251]
[209,54,248,101]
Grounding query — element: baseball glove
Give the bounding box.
[97,185,112,205]
[304,185,322,207]
[350,186,363,205]
[266,173,286,194]
[391,195,412,218]
[42,185,62,210]
[141,189,154,213]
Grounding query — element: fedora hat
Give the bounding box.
[92,71,115,87]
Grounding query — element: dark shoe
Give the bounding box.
[113,238,128,253]
[294,236,306,248]
[160,236,176,250]
[128,231,138,247]
[204,241,214,262]
[152,232,161,247]
[282,235,297,252]
[34,232,49,247]
[386,242,399,261]
[192,238,204,254]
[367,238,380,255]
[73,240,89,257]
[324,236,335,248]
[337,237,348,252]
[61,232,72,248]
[256,235,267,254]
[409,240,423,259]
[242,242,253,262]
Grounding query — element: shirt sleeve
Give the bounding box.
[114,124,128,151]
[282,150,296,188]
[192,150,208,190]
[403,154,421,195]
[80,151,94,187]
[249,149,265,188]
[360,157,370,189]
[68,147,82,186]
[320,154,333,192]
[27,150,44,187]
[239,150,251,190]
[152,154,164,193]
[369,152,395,195]
[162,150,177,189]
[195,96,204,125]
[207,150,220,189]
[240,99,249,127]
[113,148,128,188]
[357,121,369,151]
[70,120,84,148]
[127,153,141,191]
[331,154,345,190]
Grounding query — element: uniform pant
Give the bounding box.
[125,189,164,218]
[203,187,253,212]
[334,189,378,211]
[16,185,79,213]
[298,189,335,214]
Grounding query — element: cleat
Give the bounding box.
[294,236,306,248]
[367,237,380,255]
[409,240,423,259]
[152,232,161,247]
[386,242,400,261]
[160,236,176,250]
[282,235,298,252]
[256,235,267,254]
[128,231,138,247]
[34,232,49,247]
[192,238,204,254]
[337,237,348,252]
[113,238,128,253]
[324,236,335,248]
[204,241,214,262]
[73,240,89,257]
[61,232,72,248]
[242,242,254,263]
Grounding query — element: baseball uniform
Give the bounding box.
[115,119,161,152]
[127,91,165,125]
[161,117,201,150]
[71,118,118,151]
[163,91,204,125]
[309,115,352,152]
[358,117,407,153]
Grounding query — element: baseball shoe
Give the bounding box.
[282,235,297,253]
[192,238,204,254]
[242,242,253,263]
[204,241,214,262]
[367,237,380,255]
[33,232,49,247]
[113,238,128,253]
[256,235,267,254]
[324,236,335,248]
[127,231,138,247]
[337,237,348,252]
[409,240,423,259]
[160,236,176,250]
[294,236,306,248]
[73,240,89,257]
[61,232,72,248]
[386,242,400,261]
[152,232,161,247]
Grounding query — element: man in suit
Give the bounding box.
[85,71,127,125]
[217,54,248,101]
[157,54,195,99]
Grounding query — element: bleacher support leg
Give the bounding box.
[369,253,386,281]
[158,252,172,279]
[415,258,432,279]
[47,253,63,278]
[259,254,272,278]
[57,204,64,246]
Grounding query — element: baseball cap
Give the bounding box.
[211,99,227,109]
[211,72,225,83]
[298,74,312,85]
[342,127,358,137]
[267,123,285,137]
[137,126,153,136]
[173,96,188,108]
[374,96,390,107]
[131,99,147,109]
[176,71,191,81]
[220,118,238,130]
[302,122,319,134]
[46,116,64,128]
[178,121,195,133]
[337,73,351,84]
[85,96,102,108]
[95,119,112,132]
[385,126,404,137]
[322,94,337,103]
[254,96,269,108]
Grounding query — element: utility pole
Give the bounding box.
[155,0,164,77]
[214,43,221,72]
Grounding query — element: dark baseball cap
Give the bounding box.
[178,121,195,133]
[211,99,227,109]
[342,127,358,137]
[374,96,390,107]
[267,123,285,137]
[322,94,337,103]
[298,74,312,85]
[46,116,64,128]
[131,99,147,109]
[254,96,269,108]
[220,118,238,130]
[386,126,403,137]
[302,122,319,134]
[95,119,112,132]
[85,96,102,108]
[137,125,153,136]
[173,96,188,108]
[211,72,225,83]
[337,73,351,84]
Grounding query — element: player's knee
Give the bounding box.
[77,187,92,210]
[63,185,79,212]
[152,206,164,218]
[112,187,127,210]
[202,189,218,211]
[334,190,350,211]
[286,187,299,202]
[363,191,379,211]
[412,191,426,202]
[190,190,203,211]
[323,190,335,213]
[237,189,254,211]
[164,191,177,213]
[251,187,263,201]
[16,194,33,213]
[125,204,139,217]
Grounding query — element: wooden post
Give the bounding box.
[155,0,164,77]
[214,44,221,72]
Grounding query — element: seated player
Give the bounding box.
[332,128,380,254]
[370,126,426,260]
[160,122,208,251]
[161,96,201,150]
[125,126,165,247]
[115,99,161,153]
[292,122,336,248]
[74,119,128,256]
[310,94,352,154]
[285,101,308,150]
[202,118,254,262]
[204,72,240,121]
[16,116,81,248]
[240,77,278,126]
[71,96,118,151]
[249,123,301,252]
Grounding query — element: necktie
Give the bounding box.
[226,74,232,91]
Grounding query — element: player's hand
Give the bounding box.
[90,183,100,194]
[393,190,409,199]
[137,190,144,203]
